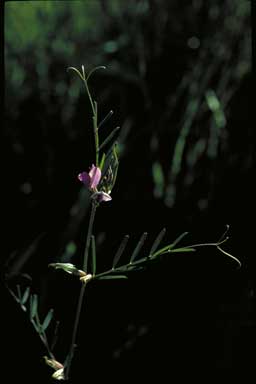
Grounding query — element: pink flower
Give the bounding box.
[78,164,101,190]
[78,164,112,203]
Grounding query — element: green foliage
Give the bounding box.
[5,0,250,213]
[6,57,243,381]
[91,224,240,282]
[30,294,38,320]
[205,89,226,158]
[99,126,120,151]
[8,284,55,359]
[112,235,129,269]
[152,162,165,198]
[42,309,54,332]
[5,1,104,118]
[21,286,30,305]
[130,232,148,263]
[149,228,166,257]
[5,0,249,372]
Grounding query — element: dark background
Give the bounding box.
[2,1,254,382]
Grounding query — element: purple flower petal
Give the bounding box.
[78,172,91,187]
[89,165,101,189]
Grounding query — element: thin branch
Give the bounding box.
[65,201,97,379]
[65,285,86,379]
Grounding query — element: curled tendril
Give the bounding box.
[180,225,241,268]
[216,246,241,268]
[67,65,106,82]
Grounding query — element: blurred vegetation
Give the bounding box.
[4,0,252,278]
[5,0,251,208]
[4,1,253,380]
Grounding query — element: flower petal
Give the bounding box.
[89,165,101,189]
[78,172,91,187]
[92,191,112,202]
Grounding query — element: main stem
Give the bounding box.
[65,285,86,379]
[83,202,97,272]
[65,202,97,379]
[83,79,99,166]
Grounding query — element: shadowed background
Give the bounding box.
[3,1,254,382]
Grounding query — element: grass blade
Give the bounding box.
[41,309,54,332]
[99,126,120,151]
[149,228,166,257]
[130,232,148,263]
[112,235,129,269]
[91,235,96,275]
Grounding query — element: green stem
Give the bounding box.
[94,256,149,279]
[31,318,55,359]
[83,79,95,115]
[41,333,55,360]
[93,238,232,280]
[83,202,97,272]
[65,285,86,379]
[65,202,97,379]
[41,329,55,359]
[93,103,99,166]
[83,79,99,166]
